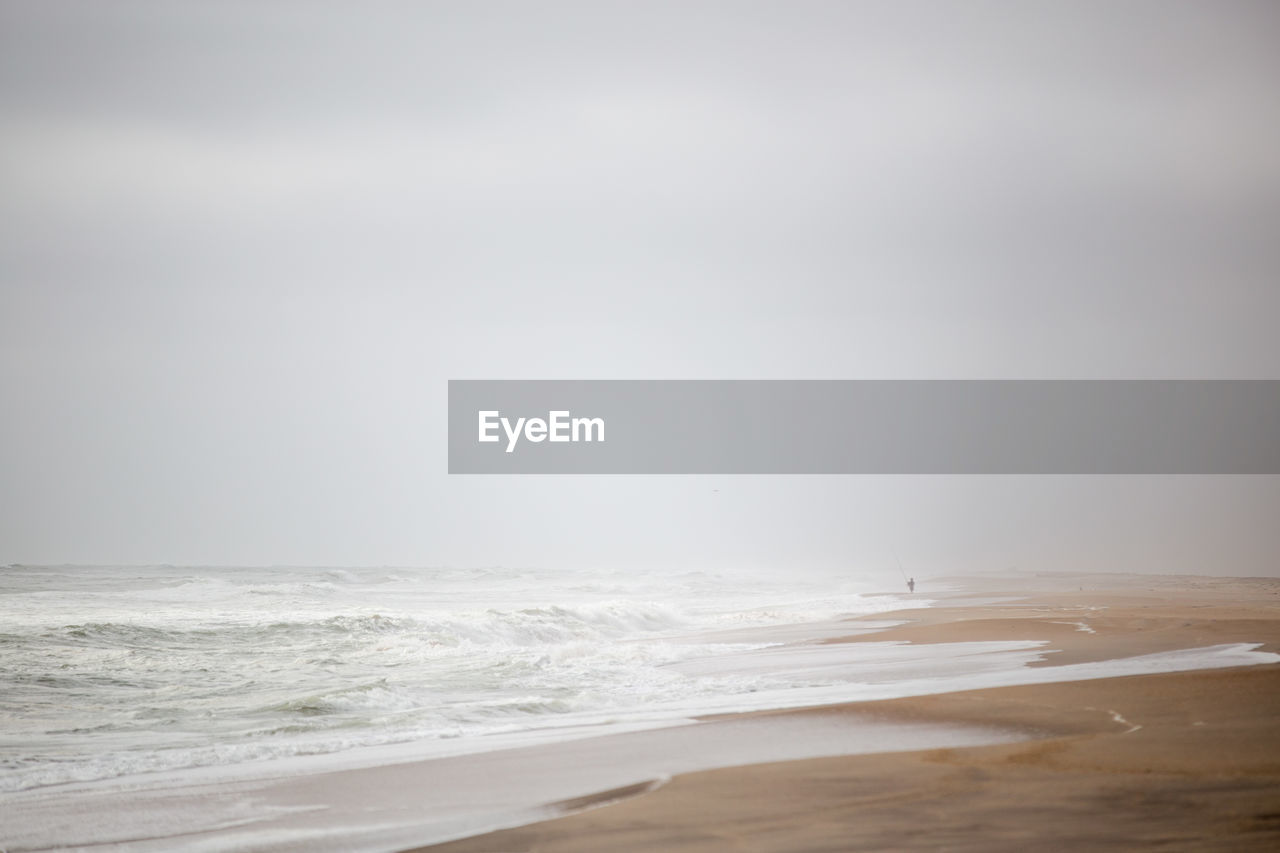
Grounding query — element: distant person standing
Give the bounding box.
[907,577,915,593]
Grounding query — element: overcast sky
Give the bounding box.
[2,1,1278,577]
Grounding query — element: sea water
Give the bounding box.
[5,565,1280,852]
[0,564,924,794]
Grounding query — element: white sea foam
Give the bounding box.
[0,564,919,793]
[2,565,1277,852]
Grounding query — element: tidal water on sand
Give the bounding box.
[6,565,1279,852]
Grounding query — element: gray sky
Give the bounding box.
[2,1,1278,576]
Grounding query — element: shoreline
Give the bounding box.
[413,573,1280,852]
[4,572,1278,852]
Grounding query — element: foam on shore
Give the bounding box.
[3,599,1276,851]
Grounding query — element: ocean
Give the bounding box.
[0,564,926,794]
[7,565,1280,851]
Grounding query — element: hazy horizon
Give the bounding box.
[3,2,1278,575]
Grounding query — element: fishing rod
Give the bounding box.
[896,554,915,592]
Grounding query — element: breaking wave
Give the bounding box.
[0,565,901,792]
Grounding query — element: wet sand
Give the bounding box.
[417,573,1280,852]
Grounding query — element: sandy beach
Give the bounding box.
[5,571,1278,852]
[418,573,1280,852]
